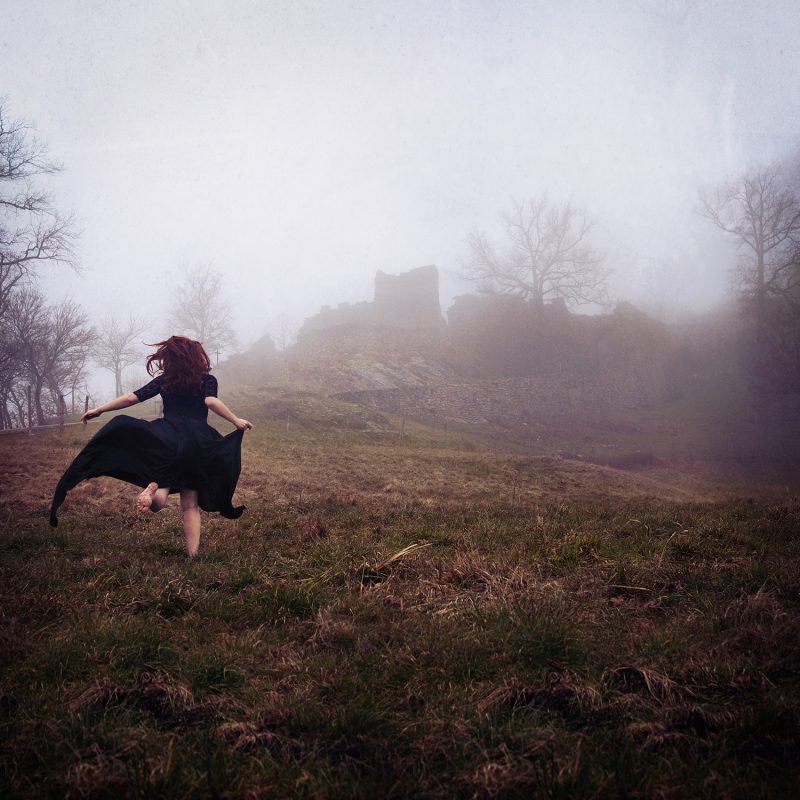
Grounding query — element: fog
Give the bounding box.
[6,0,800,373]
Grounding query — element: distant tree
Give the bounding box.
[168,264,236,358]
[124,369,152,395]
[5,289,94,424]
[699,165,800,331]
[464,196,609,309]
[0,98,76,315]
[699,164,800,396]
[0,99,78,426]
[757,292,800,393]
[268,313,297,351]
[94,314,147,396]
[0,311,24,427]
[0,288,42,426]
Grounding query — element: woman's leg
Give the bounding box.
[150,487,170,511]
[180,489,201,557]
[137,483,169,513]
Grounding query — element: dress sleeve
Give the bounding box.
[133,376,162,402]
[201,374,218,398]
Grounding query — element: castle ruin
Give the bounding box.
[298,265,445,339]
[283,264,672,416]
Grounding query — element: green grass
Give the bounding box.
[1,400,799,798]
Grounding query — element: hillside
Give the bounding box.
[2,394,799,798]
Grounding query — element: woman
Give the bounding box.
[50,335,252,557]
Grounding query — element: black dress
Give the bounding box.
[49,373,245,527]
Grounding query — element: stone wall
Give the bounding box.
[278,264,675,416]
[294,322,446,354]
[374,265,444,328]
[299,265,445,339]
[336,363,666,423]
[447,294,667,378]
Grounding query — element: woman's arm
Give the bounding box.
[205,396,253,430]
[81,393,140,424]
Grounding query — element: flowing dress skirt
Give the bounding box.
[50,414,245,527]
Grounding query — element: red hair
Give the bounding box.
[145,336,211,392]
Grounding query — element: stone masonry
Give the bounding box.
[335,362,665,423]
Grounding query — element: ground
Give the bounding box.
[0,396,798,798]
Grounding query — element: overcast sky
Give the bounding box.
[5,0,800,360]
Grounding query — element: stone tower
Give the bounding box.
[373,265,444,328]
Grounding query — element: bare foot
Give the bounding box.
[137,482,159,513]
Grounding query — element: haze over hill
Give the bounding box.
[216,264,799,470]
[2,2,799,455]
[5,7,800,796]
[4,0,799,364]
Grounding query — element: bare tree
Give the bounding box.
[124,369,152,394]
[0,98,76,315]
[758,293,800,394]
[699,165,800,329]
[0,99,87,426]
[169,263,236,358]
[5,289,94,424]
[268,312,297,351]
[464,196,609,309]
[1,287,43,425]
[0,317,23,427]
[94,314,147,396]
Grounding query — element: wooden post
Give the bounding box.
[59,394,66,433]
[26,385,32,435]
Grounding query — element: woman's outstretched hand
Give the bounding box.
[234,418,253,431]
[81,408,102,424]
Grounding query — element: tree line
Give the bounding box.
[3,92,798,427]
[0,99,237,429]
[466,166,800,397]
[699,165,800,396]
[0,98,87,428]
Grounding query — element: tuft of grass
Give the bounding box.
[2,405,799,799]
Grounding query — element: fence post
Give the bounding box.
[59,394,66,433]
[27,385,32,435]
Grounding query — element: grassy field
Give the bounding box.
[1,396,799,798]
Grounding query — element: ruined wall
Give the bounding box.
[299,301,375,336]
[448,293,578,375]
[286,266,673,416]
[446,293,669,379]
[373,265,444,328]
[333,301,670,418]
[298,265,445,339]
[336,362,666,423]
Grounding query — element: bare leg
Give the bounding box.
[137,483,170,513]
[150,487,169,512]
[180,489,201,558]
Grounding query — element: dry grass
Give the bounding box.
[1,399,799,798]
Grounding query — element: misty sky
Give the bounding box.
[5,0,800,361]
